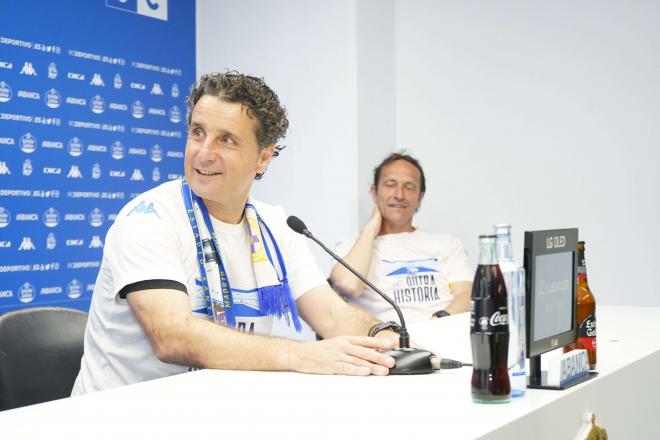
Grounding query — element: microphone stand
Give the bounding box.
[292,220,436,374]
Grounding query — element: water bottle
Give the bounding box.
[494,224,527,398]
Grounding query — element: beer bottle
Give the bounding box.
[564,241,597,369]
[470,235,510,404]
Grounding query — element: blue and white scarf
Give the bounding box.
[181,179,302,332]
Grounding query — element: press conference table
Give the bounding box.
[0,305,658,439]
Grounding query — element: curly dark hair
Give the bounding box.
[186,71,289,179]
[373,152,426,193]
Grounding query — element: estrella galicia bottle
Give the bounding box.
[470,234,511,403]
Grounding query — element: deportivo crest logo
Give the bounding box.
[48,62,58,79]
[46,232,57,250]
[92,163,102,179]
[22,159,32,176]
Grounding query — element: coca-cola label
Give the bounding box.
[577,313,596,351]
[470,298,508,333]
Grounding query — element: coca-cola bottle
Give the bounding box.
[470,234,510,404]
[564,241,597,369]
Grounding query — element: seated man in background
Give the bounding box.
[72,71,398,395]
[329,153,473,324]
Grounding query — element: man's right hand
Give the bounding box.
[287,335,396,376]
[363,206,382,238]
[327,206,382,299]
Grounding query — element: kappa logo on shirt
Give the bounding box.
[127,200,161,218]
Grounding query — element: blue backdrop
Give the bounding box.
[0,0,195,313]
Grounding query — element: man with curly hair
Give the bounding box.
[72,71,397,394]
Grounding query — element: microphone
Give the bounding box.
[287,215,465,374]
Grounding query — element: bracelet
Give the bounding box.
[432,310,450,318]
[368,321,401,337]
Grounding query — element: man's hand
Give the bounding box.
[374,329,400,348]
[364,206,382,238]
[328,207,383,299]
[288,335,396,376]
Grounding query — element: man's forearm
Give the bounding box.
[444,282,472,315]
[155,315,298,371]
[329,230,378,298]
[129,284,397,378]
[318,299,379,339]
[159,314,399,376]
[325,303,399,348]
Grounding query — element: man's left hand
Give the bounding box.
[375,329,400,348]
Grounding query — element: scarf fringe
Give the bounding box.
[258,281,302,332]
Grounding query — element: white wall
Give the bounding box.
[395,1,660,306]
[356,0,397,226]
[196,0,359,272]
[197,0,660,309]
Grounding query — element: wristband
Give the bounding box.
[368,320,401,337]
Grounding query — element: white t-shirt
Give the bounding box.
[72,180,325,395]
[335,229,473,323]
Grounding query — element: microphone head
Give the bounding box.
[287,215,309,235]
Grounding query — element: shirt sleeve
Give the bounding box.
[444,236,474,284]
[105,197,187,299]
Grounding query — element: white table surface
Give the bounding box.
[1,305,658,439]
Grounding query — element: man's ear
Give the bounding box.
[256,144,275,175]
[370,185,377,203]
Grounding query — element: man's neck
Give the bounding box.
[202,197,247,224]
[379,223,415,236]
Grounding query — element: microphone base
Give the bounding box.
[381,347,435,375]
